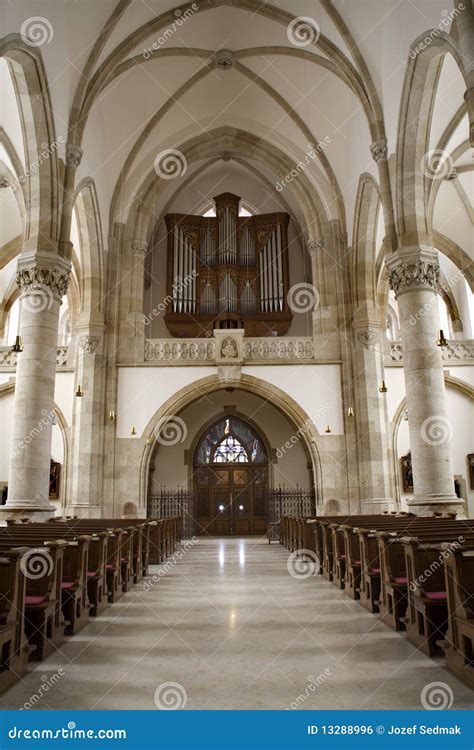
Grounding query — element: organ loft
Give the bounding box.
[164,193,292,336]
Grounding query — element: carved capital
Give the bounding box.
[16,261,69,304]
[356,327,379,349]
[131,240,148,257]
[66,143,83,169]
[386,248,440,297]
[0,177,10,189]
[370,139,388,163]
[78,335,99,354]
[308,239,325,258]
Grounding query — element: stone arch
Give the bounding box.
[73,178,104,324]
[138,373,323,514]
[0,37,60,247]
[123,127,328,246]
[352,172,382,306]
[396,32,467,244]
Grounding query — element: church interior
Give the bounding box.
[0,0,473,712]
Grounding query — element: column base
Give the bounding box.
[407,493,465,517]
[0,501,57,523]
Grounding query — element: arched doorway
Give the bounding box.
[194,415,268,536]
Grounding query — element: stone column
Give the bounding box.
[386,246,462,514]
[4,252,70,519]
[67,327,106,517]
[352,305,394,512]
[120,239,148,364]
[370,139,398,252]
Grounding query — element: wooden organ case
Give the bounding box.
[164,193,292,337]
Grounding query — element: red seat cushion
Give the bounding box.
[25,595,46,606]
[392,576,408,585]
[425,591,447,601]
[105,564,114,570]
[369,567,381,574]
[353,560,361,566]
[61,582,75,590]
[337,554,346,560]
[87,571,97,578]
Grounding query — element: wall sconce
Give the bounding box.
[324,424,332,434]
[107,410,116,421]
[75,385,84,397]
[403,409,409,421]
[131,426,137,436]
[379,380,388,393]
[11,335,23,353]
[347,406,354,417]
[436,329,448,347]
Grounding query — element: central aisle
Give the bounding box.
[1,537,471,710]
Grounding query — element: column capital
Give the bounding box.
[307,238,325,258]
[16,253,70,304]
[66,143,83,169]
[130,239,148,256]
[370,138,388,163]
[385,246,439,298]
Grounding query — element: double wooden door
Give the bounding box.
[195,465,268,536]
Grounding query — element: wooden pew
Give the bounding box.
[401,528,474,657]
[0,548,30,692]
[2,527,92,633]
[441,543,474,688]
[0,537,65,661]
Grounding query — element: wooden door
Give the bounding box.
[195,465,268,536]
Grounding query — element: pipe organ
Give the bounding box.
[164,193,292,337]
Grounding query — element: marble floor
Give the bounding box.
[0,537,472,710]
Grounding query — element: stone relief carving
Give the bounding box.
[16,265,69,300]
[370,139,388,163]
[221,337,238,359]
[388,259,440,295]
[79,336,99,354]
[66,143,83,169]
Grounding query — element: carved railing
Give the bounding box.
[387,339,474,365]
[0,346,71,369]
[144,339,216,363]
[144,336,314,364]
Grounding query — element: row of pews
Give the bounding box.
[0,516,182,694]
[280,513,474,689]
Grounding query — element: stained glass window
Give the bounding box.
[195,416,266,465]
[214,435,249,463]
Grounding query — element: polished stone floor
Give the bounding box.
[1,537,472,710]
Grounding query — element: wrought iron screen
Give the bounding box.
[148,488,195,538]
[266,487,315,540]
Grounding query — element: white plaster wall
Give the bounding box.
[243,365,344,434]
[116,364,343,438]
